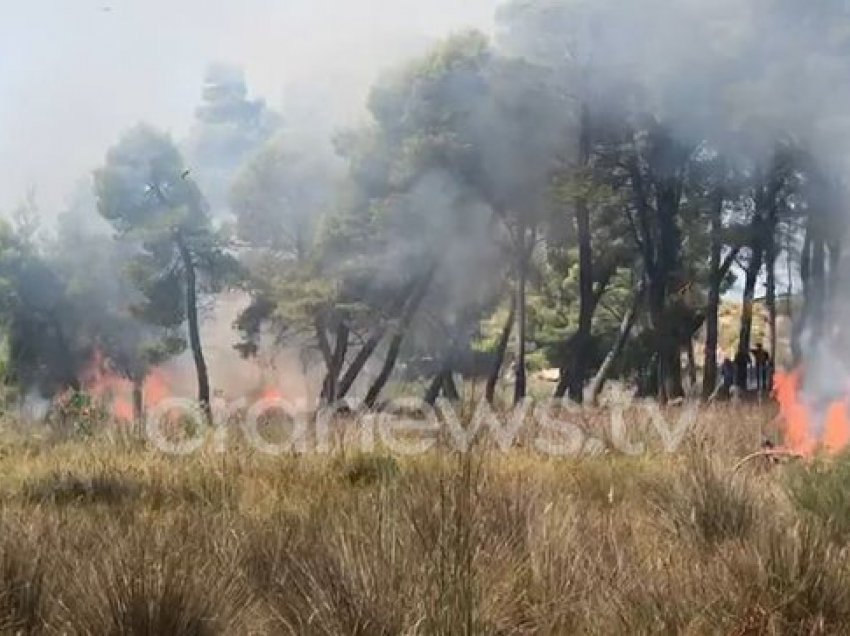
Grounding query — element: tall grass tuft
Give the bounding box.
[647,454,758,546]
[784,451,850,542]
[0,534,46,634]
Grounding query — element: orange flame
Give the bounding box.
[144,368,170,407]
[260,387,284,402]
[774,368,850,457]
[81,349,133,422]
[80,348,174,423]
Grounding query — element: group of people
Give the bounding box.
[717,343,773,399]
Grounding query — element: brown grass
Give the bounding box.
[0,403,845,634]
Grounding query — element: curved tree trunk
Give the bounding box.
[589,283,643,405]
[320,321,349,403]
[443,370,460,402]
[424,372,444,406]
[364,267,435,409]
[337,279,419,400]
[364,333,405,410]
[175,232,212,426]
[337,330,383,400]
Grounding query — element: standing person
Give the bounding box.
[751,343,771,392]
[719,356,735,399]
[734,347,751,392]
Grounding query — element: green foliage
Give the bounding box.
[95,125,207,236]
[94,124,240,376]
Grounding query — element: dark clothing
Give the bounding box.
[720,360,735,388]
[752,348,771,391]
[718,359,735,400]
[734,351,750,390]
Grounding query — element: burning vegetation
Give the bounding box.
[775,369,850,458]
[2,1,850,443]
[6,1,850,632]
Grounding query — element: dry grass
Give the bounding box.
[0,402,845,634]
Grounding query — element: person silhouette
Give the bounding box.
[751,343,771,392]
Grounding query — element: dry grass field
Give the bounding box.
[0,403,848,635]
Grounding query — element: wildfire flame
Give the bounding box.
[774,368,850,457]
[260,387,284,402]
[77,348,291,424]
[80,349,173,422]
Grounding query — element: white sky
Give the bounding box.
[0,0,498,214]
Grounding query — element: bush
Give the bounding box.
[727,521,850,632]
[339,454,400,487]
[22,470,140,506]
[648,455,758,546]
[784,452,850,541]
[0,537,46,634]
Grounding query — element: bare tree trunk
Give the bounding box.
[702,196,741,400]
[337,281,417,399]
[702,191,724,400]
[364,335,405,410]
[589,283,643,405]
[424,372,443,406]
[365,268,435,409]
[485,296,515,405]
[792,227,812,364]
[766,243,778,369]
[568,104,594,404]
[132,377,143,432]
[655,180,685,402]
[809,236,826,341]
[514,233,529,406]
[175,231,212,426]
[337,330,383,400]
[686,338,697,393]
[737,247,764,368]
[321,322,349,402]
[828,241,842,301]
[625,133,685,402]
[315,317,333,378]
[329,323,349,401]
[786,232,794,321]
[423,368,460,406]
[648,284,681,402]
[443,371,460,401]
[765,189,780,370]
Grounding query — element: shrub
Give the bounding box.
[727,521,850,632]
[648,455,758,546]
[0,537,46,634]
[784,452,850,542]
[339,454,400,487]
[22,470,140,506]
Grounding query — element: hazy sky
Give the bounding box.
[0,0,498,214]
